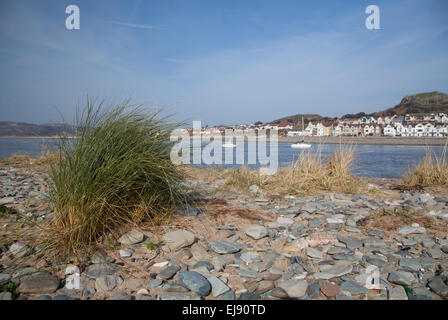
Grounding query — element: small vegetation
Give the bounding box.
[402,141,448,187]
[196,144,361,195]
[41,99,187,258]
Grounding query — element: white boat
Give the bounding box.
[291,116,312,149]
[291,142,311,149]
[222,143,236,148]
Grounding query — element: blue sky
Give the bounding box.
[0,0,447,125]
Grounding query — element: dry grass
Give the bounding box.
[402,140,448,187]
[188,144,362,195]
[359,207,447,238]
[0,151,57,168]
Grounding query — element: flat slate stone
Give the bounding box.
[163,229,196,251]
[428,276,448,298]
[0,273,11,286]
[118,229,144,245]
[18,273,60,294]
[85,263,117,279]
[0,292,12,300]
[337,235,363,250]
[208,276,230,297]
[146,279,163,289]
[178,271,211,296]
[158,265,181,280]
[277,280,308,298]
[388,286,408,300]
[238,292,261,300]
[340,280,368,295]
[245,226,268,240]
[221,291,236,300]
[210,241,243,254]
[388,271,416,286]
[398,226,426,235]
[399,258,421,272]
[95,275,117,292]
[314,265,353,280]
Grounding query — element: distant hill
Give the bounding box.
[0,121,74,137]
[268,92,448,124]
[269,114,330,126]
[370,91,448,117]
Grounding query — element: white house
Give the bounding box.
[383,125,396,136]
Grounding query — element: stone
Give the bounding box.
[208,276,230,297]
[398,226,426,235]
[147,279,163,289]
[9,242,28,257]
[308,218,322,228]
[320,282,339,297]
[221,291,236,300]
[118,229,144,245]
[326,214,345,224]
[306,247,323,259]
[337,235,363,250]
[270,287,289,299]
[245,226,268,240]
[95,275,117,292]
[428,276,448,298]
[193,261,214,271]
[388,271,416,286]
[0,273,11,286]
[399,258,421,272]
[238,292,261,300]
[18,273,60,294]
[210,241,243,254]
[85,263,117,279]
[277,217,294,225]
[248,185,259,192]
[314,265,353,280]
[277,280,308,298]
[240,251,260,264]
[388,286,408,300]
[363,238,386,247]
[236,269,259,279]
[119,249,132,258]
[0,292,12,300]
[254,280,275,295]
[159,294,192,300]
[158,265,181,280]
[340,280,368,295]
[161,282,189,292]
[178,271,211,296]
[163,229,196,251]
[306,282,321,299]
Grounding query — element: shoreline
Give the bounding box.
[1,135,447,146]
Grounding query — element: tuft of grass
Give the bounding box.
[41,98,187,258]
[225,166,264,190]
[402,141,448,187]
[146,241,157,251]
[199,144,361,195]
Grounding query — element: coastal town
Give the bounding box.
[195,113,448,138]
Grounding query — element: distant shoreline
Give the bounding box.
[1,135,447,146]
[278,136,448,146]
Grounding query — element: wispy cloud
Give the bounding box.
[102,20,162,30]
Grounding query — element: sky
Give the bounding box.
[0,0,447,126]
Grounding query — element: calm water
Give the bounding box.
[1,138,446,178]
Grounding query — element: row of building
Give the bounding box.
[193,113,448,138]
[286,122,448,137]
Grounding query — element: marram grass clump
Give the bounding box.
[43,99,186,258]
[402,142,448,187]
